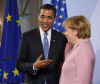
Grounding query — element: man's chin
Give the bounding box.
[43,28,50,31]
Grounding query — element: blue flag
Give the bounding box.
[51,0,68,32]
[0,0,24,83]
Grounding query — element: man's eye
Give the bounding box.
[48,16,54,19]
[40,15,45,18]
[40,15,54,19]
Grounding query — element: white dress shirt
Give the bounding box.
[33,27,51,70]
[39,27,51,48]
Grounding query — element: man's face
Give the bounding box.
[38,9,56,32]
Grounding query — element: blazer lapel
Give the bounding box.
[36,28,44,59]
[37,29,56,59]
[48,30,56,59]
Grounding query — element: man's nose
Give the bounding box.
[43,17,49,22]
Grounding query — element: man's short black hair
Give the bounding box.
[40,4,56,17]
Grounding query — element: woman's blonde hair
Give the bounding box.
[63,16,91,39]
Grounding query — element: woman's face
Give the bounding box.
[64,26,78,44]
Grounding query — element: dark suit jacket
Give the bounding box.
[16,28,67,84]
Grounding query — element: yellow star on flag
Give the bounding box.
[16,19,21,26]
[3,72,8,79]
[6,14,12,22]
[12,68,19,76]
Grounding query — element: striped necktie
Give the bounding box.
[43,32,49,84]
[43,32,49,59]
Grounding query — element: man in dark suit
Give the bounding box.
[16,4,67,84]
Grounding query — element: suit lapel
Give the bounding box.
[48,30,56,59]
[36,29,57,59]
[35,28,44,58]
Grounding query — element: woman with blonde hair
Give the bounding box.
[59,16,95,84]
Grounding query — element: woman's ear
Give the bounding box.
[74,30,78,37]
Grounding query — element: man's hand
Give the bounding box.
[33,54,53,69]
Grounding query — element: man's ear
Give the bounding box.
[54,16,57,21]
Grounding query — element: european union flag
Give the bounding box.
[0,0,24,83]
[51,0,68,32]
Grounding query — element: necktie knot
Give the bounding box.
[44,32,48,37]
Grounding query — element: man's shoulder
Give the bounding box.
[23,28,39,36]
[52,29,65,37]
[52,29,67,43]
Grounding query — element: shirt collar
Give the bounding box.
[39,27,51,36]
